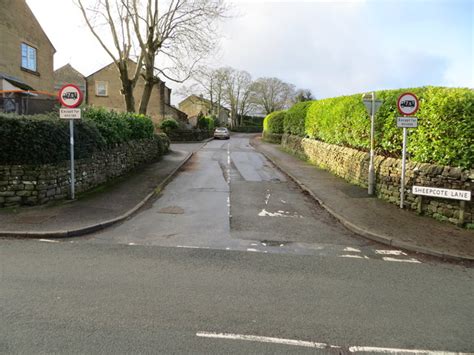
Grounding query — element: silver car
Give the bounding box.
[214,127,230,139]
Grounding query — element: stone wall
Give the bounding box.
[281,134,473,226]
[0,138,163,208]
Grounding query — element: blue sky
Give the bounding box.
[28,0,473,101]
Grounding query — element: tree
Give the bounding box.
[294,88,314,102]
[250,77,295,115]
[78,0,228,114]
[221,68,253,128]
[77,0,143,112]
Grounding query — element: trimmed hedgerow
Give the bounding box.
[0,108,161,165]
[303,86,473,168]
[283,101,312,136]
[263,110,286,134]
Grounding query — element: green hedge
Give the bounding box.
[283,101,312,136]
[283,86,473,168]
[230,126,262,133]
[263,110,286,134]
[0,108,159,165]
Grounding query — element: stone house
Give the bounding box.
[54,64,87,100]
[0,0,56,114]
[86,60,187,127]
[178,94,230,127]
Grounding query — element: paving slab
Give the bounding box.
[251,136,474,261]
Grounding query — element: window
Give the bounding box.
[21,43,37,72]
[96,81,108,96]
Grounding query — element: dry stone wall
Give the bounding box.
[0,138,163,208]
[281,134,473,226]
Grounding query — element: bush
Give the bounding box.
[197,115,215,130]
[230,126,262,133]
[302,86,474,168]
[83,107,131,145]
[283,101,312,136]
[263,110,286,134]
[160,118,179,132]
[156,132,170,154]
[125,113,154,140]
[0,113,105,164]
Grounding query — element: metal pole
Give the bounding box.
[368,92,375,195]
[400,127,407,208]
[69,119,75,200]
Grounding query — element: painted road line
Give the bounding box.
[196,332,328,349]
[340,254,364,259]
[376,250,407,256]
[382,257,421,263]
[176,245,210,249]
[196,332,469,354]
[39,239,59,243]
[344,247,361,252]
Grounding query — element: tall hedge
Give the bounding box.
[282,86,472,168]
[263,110,286,134]
[283,101,312,136]
[0,108,160,165]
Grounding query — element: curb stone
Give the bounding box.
[252,139,474,262]
[0,152,194,239]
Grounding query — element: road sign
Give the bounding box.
[60,108,81,120]
[363,100,383,116]
[397,92,419,116]
[412,186,471,201]
[397,117,417,128]
[58,84,83,108]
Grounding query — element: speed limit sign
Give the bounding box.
[58,84,83,108]
[397,92,419,116]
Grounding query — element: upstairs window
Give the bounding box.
[21,43,37,72]
[96,81,108,96]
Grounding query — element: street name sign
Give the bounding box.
[412,186,471,201]
[397,92,419,116]
[60,108,81,120]
[58,84,83,108]
[397,117,418,128]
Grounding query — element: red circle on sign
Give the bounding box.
[397,92,419,116]
[58,84,83,108]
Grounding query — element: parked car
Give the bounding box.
[214,127,230,139]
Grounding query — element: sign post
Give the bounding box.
[397,92,419,209]
[362,92,383,195]
[58,84,83,200]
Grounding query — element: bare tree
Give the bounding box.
[294,88,314,102]
[77,0,143,112]
[78,0,228,115]
[221,68,253,128]
[251,77,295,115]
[124,0,228,114]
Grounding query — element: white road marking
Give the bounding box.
[340,254,364,259]
[196,332,468,354]
[281,199,286,203]
[196,332,327,349]
[382,257,421,263]
[176,245,210,249]
[258,209,303,218]
[39,239,59,243]
[376,250,407,256]
[127,242,137,246]
[344,247,361,252]
[247,248,258,252]
[265,192,271,205]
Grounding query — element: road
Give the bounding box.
[1,134,473,354]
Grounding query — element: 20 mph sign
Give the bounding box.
[397,92,419,116]
[58,84,83,108]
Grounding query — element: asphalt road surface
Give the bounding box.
[1,134,473,354]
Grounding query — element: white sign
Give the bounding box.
[412,186,471,201]
[363,100,383,116]
[58,84,83,108]
[397,117,418,128]
[397,92,419,116]
[60,108,81,119]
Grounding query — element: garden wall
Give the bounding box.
[282,134,473,225]
[0,137,164,207]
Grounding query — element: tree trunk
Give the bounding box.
[139,80,154,115]
[119,68,135,112]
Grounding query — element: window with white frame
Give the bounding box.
[96,81,108,96]
[21,43,37,72]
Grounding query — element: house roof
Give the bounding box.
[25,1,56,53]
[54,64,85,78]
[0,72,35,91]
[179,94,230,112]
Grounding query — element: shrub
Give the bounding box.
[283,101,312,136]
[263,110,286,134]
[0,113,105,164]
[160,118,179,132]
[197,115,215,130]
[303,86,473,168]
[83,107,131,145]
[125,113,154,140]
[156,132,170,154]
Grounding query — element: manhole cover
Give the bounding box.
[158,206,184,214]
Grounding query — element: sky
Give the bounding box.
[27,0,473,104]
